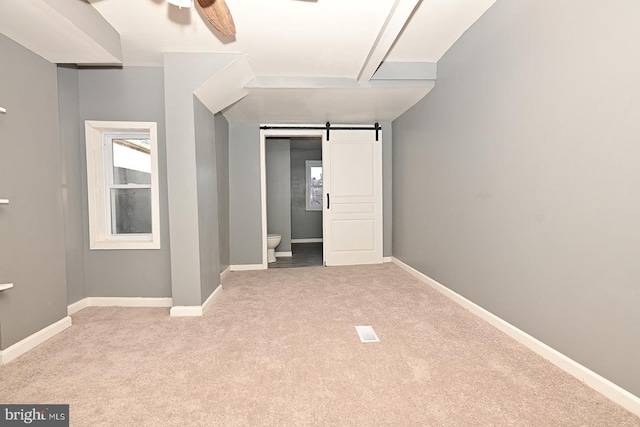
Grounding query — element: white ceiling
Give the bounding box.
[89,0,394,76]
[0,0,497,123]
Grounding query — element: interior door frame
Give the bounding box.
[259,126,325,269]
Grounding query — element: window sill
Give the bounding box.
[90,240,160,250]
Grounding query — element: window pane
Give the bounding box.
[310,166,322,185]
[112,138,151,185]
[307,163,322,211]
[110,188,152,234]
[309,186,322,209]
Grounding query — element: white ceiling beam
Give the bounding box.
[357,0,421,82]
[0,0,121,64]
[194,55,255,115]
[221,83,435,123]
[41,0,121,63]
[228,75,436,123]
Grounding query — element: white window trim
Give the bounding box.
[306,160,322,211]
[85,120,161,250]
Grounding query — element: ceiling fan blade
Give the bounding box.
[196,0,236,37]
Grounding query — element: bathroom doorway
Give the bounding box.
[261,124,383,269]
[265,135,323,269]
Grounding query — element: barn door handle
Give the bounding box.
[327,193,330,209]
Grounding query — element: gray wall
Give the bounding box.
[215,113,230,272]
[164,53,237,306]
[290,142,322,240]
[229,123,263,265]
[266,139,292,252]
[78,67,172,298]
[194,97,221,303]
[381,122,392,258]
[0,34,68,349]
[57,66,87,304]
[392,0,640,396]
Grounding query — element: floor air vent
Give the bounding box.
[355,326,380,343]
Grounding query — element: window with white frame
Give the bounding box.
[306,160,322,211]
[85,121,160,250]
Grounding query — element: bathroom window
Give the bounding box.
[85,121,160,250]
[306,160,323,211]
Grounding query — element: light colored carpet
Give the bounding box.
[1,264,638,426]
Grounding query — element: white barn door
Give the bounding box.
[323,128,383,266]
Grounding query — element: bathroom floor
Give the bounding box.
[269,242,323,268]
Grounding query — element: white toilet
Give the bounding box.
[267,234,282,263]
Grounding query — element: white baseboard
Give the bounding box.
[67,298,89,315]
[276,251,292,257]
[68,297,172,315]
[0,316,72,364]
[230,264,266,271]
[89,297,172,308]
[291,238,323,243]
[170,284,223,317]
[220,266,231,281]
[383,256,392,263]
[169,306,201,317]
[201,284,222,315]
[391,257,640,416]
[68,293,220,318]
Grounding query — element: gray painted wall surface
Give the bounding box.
[215,113,230,272]
[194,98,221,303]
[290,145,322,240]
[392,0,640,396]
[78,67,172,298]
[381,122,392,258]
[229,123,263,265]
[164,53,237,305]
[266,139,292,252]
[0,35,68,349]
[57,66,87,305]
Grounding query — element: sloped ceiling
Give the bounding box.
[385,0,498,62]
[0,0,497,123]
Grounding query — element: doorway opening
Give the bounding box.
[267,136,323,268]
[260,124,383,268]
[261,129,325,269]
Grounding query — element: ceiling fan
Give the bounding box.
[168,0,236,37]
